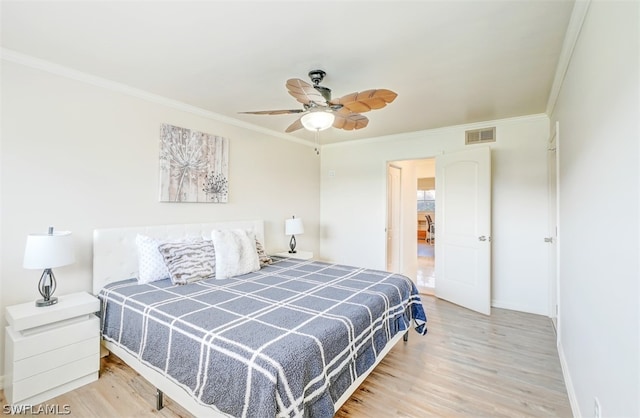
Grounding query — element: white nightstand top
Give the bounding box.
[6,291,100,332]
[273,251,314,260]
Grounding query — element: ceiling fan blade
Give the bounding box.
[332,89,398,113]
[285,117,304,133]
[286,78,327,106]
[333,111,369,131]
[239,109,305,115]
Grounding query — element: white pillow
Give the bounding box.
[211,229,260,280]
[135,234,170,284]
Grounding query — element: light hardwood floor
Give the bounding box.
[416,239,435,292]
[0,296,572,417]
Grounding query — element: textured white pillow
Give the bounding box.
[135,234,170,284]
[211,229,260,280]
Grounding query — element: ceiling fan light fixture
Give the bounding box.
[301,110,334,131]
[240,70,396,134]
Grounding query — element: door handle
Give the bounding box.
[479,236,487,241]
[544,237,553,243]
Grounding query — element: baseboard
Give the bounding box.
[491,299,548,316]
[557,341,580,417]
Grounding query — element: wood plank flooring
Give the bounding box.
[337,297,572,417]
[0,296,572,417]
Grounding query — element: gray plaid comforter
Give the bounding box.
[99,258,427,417]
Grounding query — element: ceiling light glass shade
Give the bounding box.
[300,111,335,131]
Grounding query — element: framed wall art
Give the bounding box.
[158,124,229,203]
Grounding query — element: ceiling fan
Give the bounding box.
[240,70,398,133]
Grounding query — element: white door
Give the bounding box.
[386,165,402,272]
[435,147,492,315]
[547,122,559,332]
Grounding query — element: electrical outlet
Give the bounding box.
[594,397,601,418]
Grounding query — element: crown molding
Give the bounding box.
[546,0,592,116]
[1,48,312,147]
[324,113,549,149]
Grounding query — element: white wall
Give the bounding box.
[320,114,550,315]
[0,59,321,382]
[550,1,639,416]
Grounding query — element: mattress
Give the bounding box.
[98,257,427,417]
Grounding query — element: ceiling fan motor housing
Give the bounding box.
[308,70,331,101]
[308,69,326,85]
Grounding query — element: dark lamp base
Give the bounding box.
[288,235,298,254]
[36,297,58,307]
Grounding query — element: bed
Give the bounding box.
[93,220,427,417]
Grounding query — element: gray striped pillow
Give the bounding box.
[255,238,273,267]
[158,239,215,285]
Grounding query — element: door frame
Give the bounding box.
[548,121,561,338]
[386,164,402,273]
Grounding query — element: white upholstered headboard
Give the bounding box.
[92,220,265,294]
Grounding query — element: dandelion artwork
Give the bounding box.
[159,124,229,202]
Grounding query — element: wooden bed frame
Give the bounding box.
[92,220,407,416]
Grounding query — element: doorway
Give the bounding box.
[385,158,436,294]
[386,148,492,314]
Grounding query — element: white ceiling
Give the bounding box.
[1,1,575,144]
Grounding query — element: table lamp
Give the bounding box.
[23,226,75,307]
[285,216,304,254]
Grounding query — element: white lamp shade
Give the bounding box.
[285,218,304,236]
[23,231,75,269]
[300,111,334,131]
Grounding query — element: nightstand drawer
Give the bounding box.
[9,315,99,361]
[13,336,99,381]
[12,354,99,403]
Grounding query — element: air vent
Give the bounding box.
[465,127,496,145]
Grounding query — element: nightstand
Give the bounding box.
[273,251,314,260]
[4,291,100,406]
